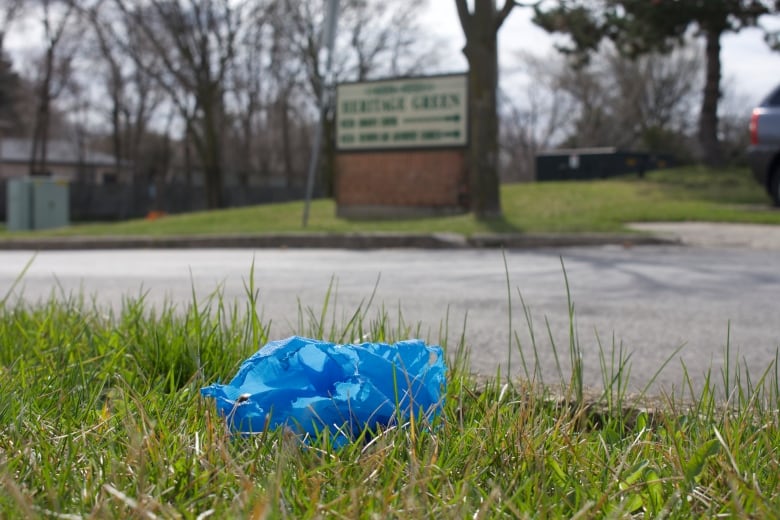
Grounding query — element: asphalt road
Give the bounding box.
[2,245,779,396]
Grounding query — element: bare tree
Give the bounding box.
[606,43,702,150]
[554,59,616,147]
[113,0,251,209]
[280,0,437,196]
[279,0,339,194]
[224,1,278,188]
[718,79,754,165]
[86,1,122,175]
[28,0,81,176]
[342,0,437,81]
[534,42,701,151]
[500,43,703,181]
[0,0,23,51]
[280,0,434,105]
[500,53,576,181]
[85,0,165,185]
[0,0,24,131]
[266,10,308,188]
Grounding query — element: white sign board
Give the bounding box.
[336,74,468,151]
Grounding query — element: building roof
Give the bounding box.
[0,138,118,167]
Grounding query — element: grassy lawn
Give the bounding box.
[2,166,780,516]
[1,285,778,518]
[2,166,778,238]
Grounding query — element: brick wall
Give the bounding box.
[335,149,468,217]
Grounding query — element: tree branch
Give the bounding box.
[495,0,516,30]
[496,0,541,30]
[455,0,471,37]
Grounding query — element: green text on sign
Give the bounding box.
[336,74,468,151]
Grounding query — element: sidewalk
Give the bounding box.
[627,222,780,251]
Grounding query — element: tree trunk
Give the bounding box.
[111,99,121,170]
[698,27,723,168]
[239,103,253,189]
[31,97,51,176]
[204,160,223,209]
[463,1,502,218]
[30,47,54,176]
[280,97,294,188]
[201,125,224,209]
[195,89,225,209]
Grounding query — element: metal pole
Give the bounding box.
[303,0,339,228]
[302,111,324,227]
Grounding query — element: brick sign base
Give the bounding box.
[335,150,468,218]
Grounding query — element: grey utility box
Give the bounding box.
[6,178,32,231]
[6,177,69,231]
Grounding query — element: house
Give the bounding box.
[0,138,125,184]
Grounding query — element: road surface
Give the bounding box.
[1,245,779,396]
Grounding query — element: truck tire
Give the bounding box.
[770,163,780,207]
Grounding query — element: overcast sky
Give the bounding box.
[5,2,778,115]
[423,3,780,109]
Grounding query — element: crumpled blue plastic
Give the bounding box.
[200,336,447,445]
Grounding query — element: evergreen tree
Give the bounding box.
[534,0,779,167]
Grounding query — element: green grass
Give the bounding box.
[2,166,778,239]
[2,167,779,517]
[2,274,779,518]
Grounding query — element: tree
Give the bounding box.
[225,1,274,188]
[456,0,521,218]
[0,0,23,51]
[0,0,22,127]
[0,50,21,128]
[499,52,576,182]
[281,0,436,196]
[113,0,253,209]
[558,43,701,151]
[28,0,81,176]
[84,1,163,186]
[533,0,779,168]
[85,2,123,176]
[500,43,702,181]
[342,0,437,81]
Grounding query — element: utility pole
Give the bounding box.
[302,0,339,227]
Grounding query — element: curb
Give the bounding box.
[467,233,675,249]
[0,232,679,251]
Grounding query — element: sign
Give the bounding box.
[336,74,468,151]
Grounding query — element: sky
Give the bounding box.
[5,1,778,116]
[422,2,780,109]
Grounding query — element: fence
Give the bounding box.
[0,180,317,222]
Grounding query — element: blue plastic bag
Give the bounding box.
[200,336,447,445]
